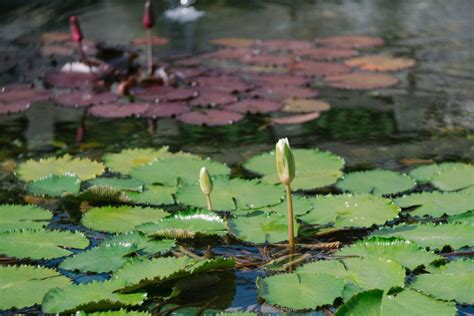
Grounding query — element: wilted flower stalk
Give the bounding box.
[143,0,155,75]
[199,167,213,211]
[275,138,296,254]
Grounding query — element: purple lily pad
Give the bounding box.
[89,103,149,118]
[241,54,295,67]
[55,91,117,108]
[224,99,282,114]
[0,101,31,115]
[43,70,98,89]
[194,76,252,93]
[189,89,237,107]
[250,85,318,100]
[253,74,310,86]
[290,61,352,77]
[177,109,243,126]
[315,35,385,49]
[293,47,358,60]
[134,85,172,103]
[203,48,256,61]
[257,39,312,51]
[163,88,199,102]
[271,112,320,125]
[143,102,189,118]
[0,87,50,104]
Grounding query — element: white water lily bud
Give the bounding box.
[199,167,213,195]
[275,138,295,185]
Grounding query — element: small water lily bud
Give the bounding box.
[199,167,213,195]
[275,138,295,185]
[69,16,83,43]
[143,0,154,29]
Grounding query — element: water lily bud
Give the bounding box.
[275,138,295,185]
[143,0,154,29]
[69,16,83,43]
[199,167,213,195]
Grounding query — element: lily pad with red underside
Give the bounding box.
[43,70,98,89]
[143,102,189,118]
[189,90,237,107]
[293,47,358,60]
[257,39,312,51]
[55,91,117,108]
[344,55,416,72]
[177,109,243,126]
[134,85,172,103]
[194,76,252,93]
[0,101,31,115]
[224,99,282,114]
[325,73,399,90]
[173,67,207,79]
[202,48,256,61]
[271,112,320,125]
[210,38,258,48]
[0,87,50,104]
[163,88,199,102]
[290,61,352,77]
[315,35,385,49]
[253,74,310,86]
[282,99,330,113]
[250,85,318,100]
[241,54,295,67]
[89,103,149,118]
[130,37,169,46]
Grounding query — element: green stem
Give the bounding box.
[285,184,295,255]
[206,193,213,211]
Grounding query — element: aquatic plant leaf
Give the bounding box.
[103,147,172,174]
[241,54,294,67]
[89,103,150,118]
[294,47,358,60]
[371,223,474,249]
[189,89,237,107]
[336,169,416,196]
[394,191,474,218]
[0,204,52,233]
[344,55,415,72]
[103,231,176,255]
[0,265,70,310]
[17,154,105,181]
[65,186,130,205]
[210,38,257,48]
[82,206,169,233]
[176,177,283,211]
[143,102,190,118]
[244,148,345,190]
[409,163,474,191]
[448,211,474,225]
[87,178,144,192]
[291,61,352,77]
[55,91,117,108]
[76,309,151,316]
[336,236,442,270]
[335,289,383,316]
[257,273,345,310]
[42,279,146,313]
[254,195,313,216]
[164,88,199,102]
[271,112,321,125]
[300,194,400,228]
[282,98,331,113]
[177,109,244,126]
[0,101,31,115]
[411,259,474,304]
[382,289,456,316]
[228,211,298,244]
[125,185,176,206]
[315,35,384,49]
[408,162,467,183]
[195,76,251,93]
[137,210,227,238]
[0,229,89,259]
[130,155,230,186]
[253,74,310,86]
[258,39,312,51]
[27,174,81,197]
[250,85,318,100]
[325,73,399,90]
[224,99,283,114]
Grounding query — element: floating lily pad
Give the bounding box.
[43,70,97,89]
[294,47,358,60]
[76,309,151,316]
[42,279,146,314]
[336,236,442,270]
[382,289,456,316]
[55,91,117,108]
[253,74,310,86]
[176,177,283,211]
[137,210,227,238]
[164,88,199,102]
[0,229,89,259]
[189,90,237,107]
[257,273,345,310]
[210,38,257,48]
[291,61,352,77]
[82,206,169,233]
[250,85,318,100]
[0,86,50,104]
[411,259,474,304]
[408,162,466,183]
[244,148,345,190]
[89,103,150,118]
[258,39,312,51]
[372,223,474,250]
[143,102,190,118]
[16,154,105,181]
[409,163,474,191]
[0,265,70,310]
[103,147,172,175]
[228,211,298,244]
[125,185,176,206]
[271,112,320,125]
[27,174,81,197]
[282,98,330,113]
[87,178,144,192]
[255,195,313,216]
[315,35,384,49]
[325,72,399,90]
[448,211,474,225]
[224,99,282,114]
[394,191,474,218]
[103,231,176,255]
[242,54,293,67]
[130,155,230,186]
[177,109,244,126]
[336,169,416,195]
[301,194,400,228]
[0,101,31,115]
[195,76,251,93]
[344,55,416,72]
[0,204,52,233]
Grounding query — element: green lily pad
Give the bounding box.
[103,147,172,174]
[137,210,227,238]
[82,206,169,233]
[0,229,89,259]
[87,178,144,192]
[372,223,474,250]
[130,156,230,186]
[244,148,345,190]
[103,231,176,255]
[257,273,345,310]
[59,243,139,273]
[176,177,283,211]
[382,289,456,316]
[27,174,81,197]
[394,191,474,218]
[300,194,400,228]
[411,259,474,304]
[42,279,146,313]
[0,265,70,310]
[335,289,383,316]
[228,211,298,244]
[448,211,474,224]
[336,236,442,270]
[409,163,474,191]
[16,154,105,181]
[0,204,52,233]
[125,185,176,206]
[336,169,416,196]
[76,309,151,316]
[253,195,313,216]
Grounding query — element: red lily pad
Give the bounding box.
[224,99,282,114]
[293,47,358,60]
[325,72,399,90]
[241,54,295,67]
[315,35,384,49]
[89,103,149,118]
[143,102,189,118]
[210,38,257,48]
[344,55,416,72]
[271,112,320,125]
[204,47,258,61]
[130,37,169,46]
[290,61,352,77]
[250,85,318,100]
[177,109,243,126]
[163,88,199,102]
[43,70,98,89]
[0,87,49,104]
[257,39,312,51]
[134,85,172,102]
[194,76,252,93]
[189,90,237,107]
[0,101,31,115]
[55,91,117,108]
[253,74,310,86]
[174,67,206,79]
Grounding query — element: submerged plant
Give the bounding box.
[199,167,213,210]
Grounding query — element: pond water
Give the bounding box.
[0,0,473,315]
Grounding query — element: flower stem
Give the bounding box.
[285,184,295,255]
[146,29,153,76]
[206,193,213,211]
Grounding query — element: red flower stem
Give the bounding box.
[147,29,153,75]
